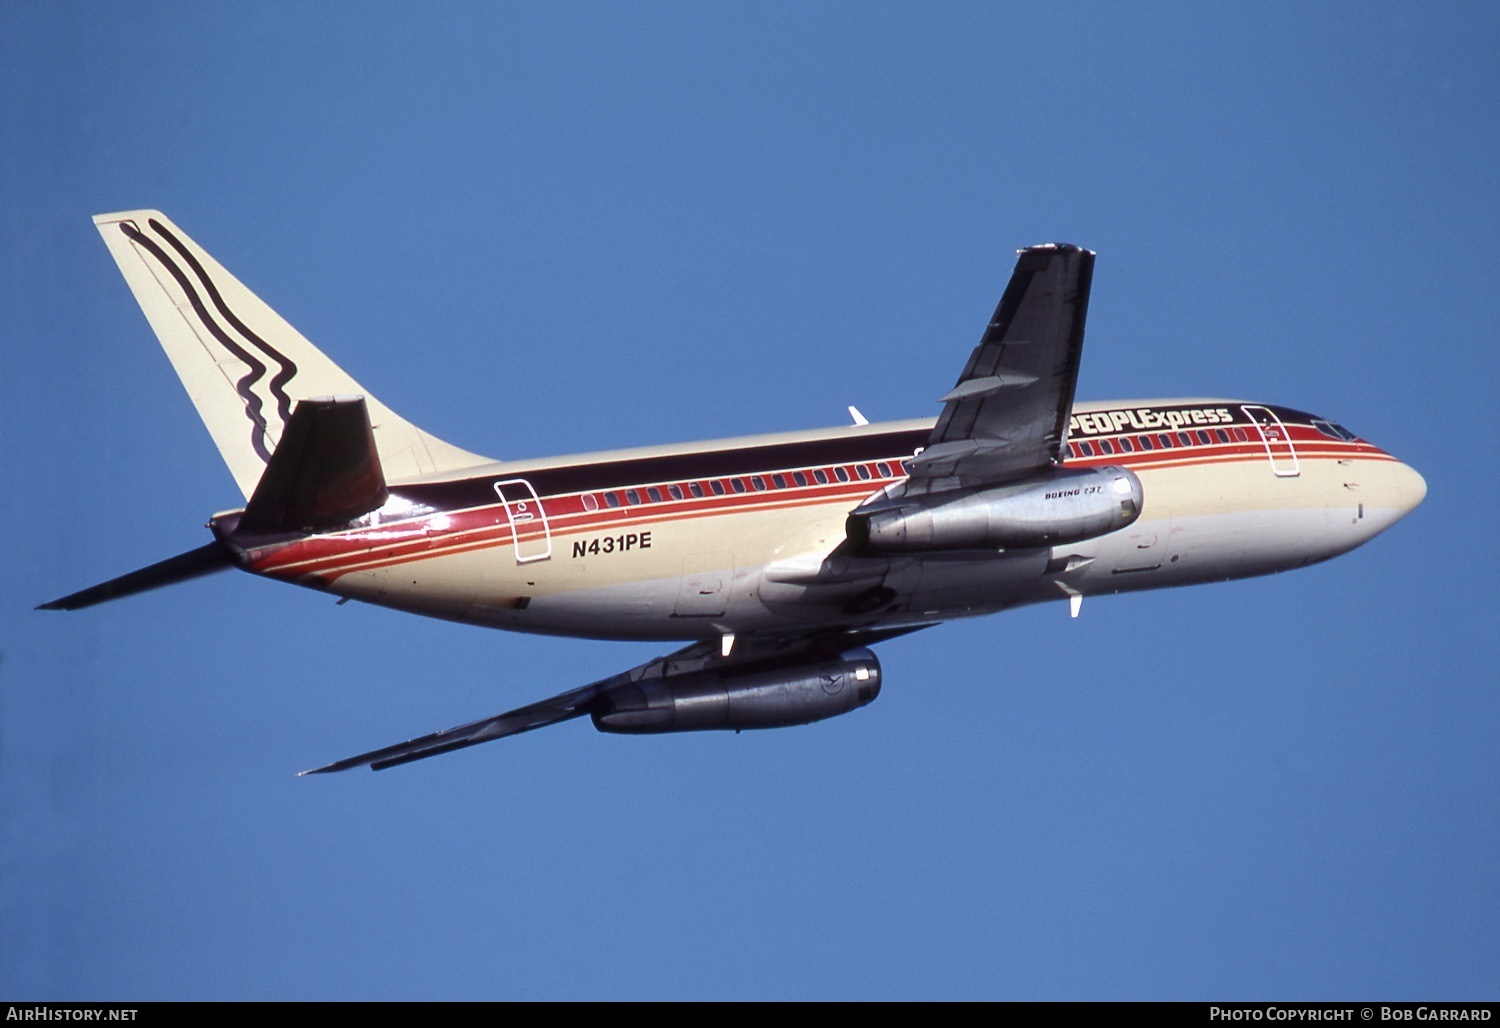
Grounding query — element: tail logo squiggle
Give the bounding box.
[119,219,300,463]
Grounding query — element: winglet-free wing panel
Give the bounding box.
[303,625,931,773]
[300,682,603,773]
[907,244,1095,488]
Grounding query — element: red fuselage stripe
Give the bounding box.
[244,430,1394,584]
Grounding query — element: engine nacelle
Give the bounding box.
[591,648,882,734]
[846,465,1143,553]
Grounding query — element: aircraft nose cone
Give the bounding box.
[1349,455,1426,544]
[1392,460,1427,520]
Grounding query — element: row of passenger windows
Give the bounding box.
[1068,426,1252,458]
[580,461,903,511]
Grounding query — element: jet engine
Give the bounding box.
[591,648,882,734]
[846,465,1143,554]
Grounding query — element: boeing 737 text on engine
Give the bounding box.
[39,212,1426,772]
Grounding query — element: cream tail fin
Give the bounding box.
[92,210,491,498]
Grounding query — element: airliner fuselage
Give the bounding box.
[229,398,1423,641]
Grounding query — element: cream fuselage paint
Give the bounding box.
[238,399,1424,643]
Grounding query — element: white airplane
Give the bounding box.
[40,211,1426,772]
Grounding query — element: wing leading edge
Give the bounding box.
[906,243,1095,490]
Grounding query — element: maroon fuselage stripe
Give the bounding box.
[242,405,1393,585]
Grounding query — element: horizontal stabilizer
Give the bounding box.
[37,542,234,611]
[239,397,388,534]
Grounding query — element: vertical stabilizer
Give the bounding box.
[93,210,491,498]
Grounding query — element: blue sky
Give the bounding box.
[3,2,1496,1000]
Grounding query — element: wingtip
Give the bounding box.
[300,754,379,775]
[1019,242,1093,256]
[298,763,345,776]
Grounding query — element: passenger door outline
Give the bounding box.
[1241,405,1300,477]
[492,479,552,563]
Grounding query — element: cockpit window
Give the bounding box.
[1312,418,1358,441]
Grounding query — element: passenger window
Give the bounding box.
[751,476,766,491]
[792,471,807,487]
[1233,428,1248,443]
[1158,434,1173,448]
[732,479,746,493]
[877,462,891,477]
[582,494,599,511]
[1140,436,1154,451]
[1215,429,1229,443]
[835,467,850,482]
[1080,442,1094,456]
[668,484,683,500]
[625,489,640,505]
[711,480,726,496]
[856,465,872,480]
[1118,437,1133,452]
[1099,439,1114,455]
[1197,430,1212,445]
[689,482,705,498]
[605,492,620,508]
[772,474,786,489]
[1177,432,1192,447]
[814,469,829,484]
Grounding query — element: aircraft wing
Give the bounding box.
[304,625,930,773]
[905,243,1095,490]
[301,681,606,773]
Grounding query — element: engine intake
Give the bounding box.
[846,465,1143,553]
[592,648,882,734]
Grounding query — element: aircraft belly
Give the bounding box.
[332,550,483,620]
[899,550,1050,620]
